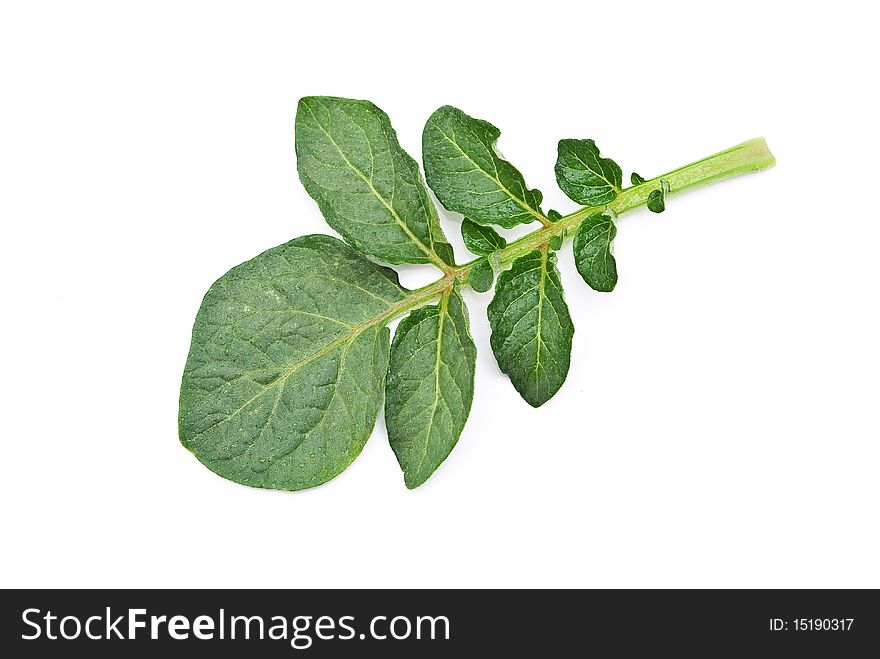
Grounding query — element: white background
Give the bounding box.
[1,1,878,588]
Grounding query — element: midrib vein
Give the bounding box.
[533,249,547,389]
[603,222,614,275]
[195,280,452,438]
[414,292,448,474]
[192,325,366,438]
[570,149,620,193]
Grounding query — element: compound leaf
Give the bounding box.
[488,248,574,407]
[572,212,617,292]
[461,218,507,256]
[423,105,546,228]
[296,96,453,268]
[555,139,622,205]
[179,235,405,491]
[385,290,476,488]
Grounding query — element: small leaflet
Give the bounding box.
[572,212,617,292]
[461,218,507,256]
[469,258,494,292]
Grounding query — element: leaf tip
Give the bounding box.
[404,473,427,490]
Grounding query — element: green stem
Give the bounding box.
[410,137,774,311]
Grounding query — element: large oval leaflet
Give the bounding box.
[180,95,776,491]
[423,105,548,229]
[295,97,454,269]
[385,290,477,489]
[487,249,575,408]
[179,235,405,490]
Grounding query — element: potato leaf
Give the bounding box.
[468,258,494,292]
[461,218,507,256]
[647,190,664,212]
[572,212,617,292]
[181,96,777,492]
[179,235,405,490]
[385,290,476,488]
[488,249,574,407]
[648,178,671,213]
[555,139,622,206]
[296,97,453,268]
[423,105,546,228]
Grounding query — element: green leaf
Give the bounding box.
[179,235,406,491]
[461,218,506,256]
[488,248,574,407]
[468,258,494,292]
[423,105,546,229]
[648,179,670,213]
[631,172,646,185]
[547,212,566,250]
[555,139,622,205]
[647,189,665,213]
[296,96,452,269]
[385,290,476,488]
[572,212,617,292]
